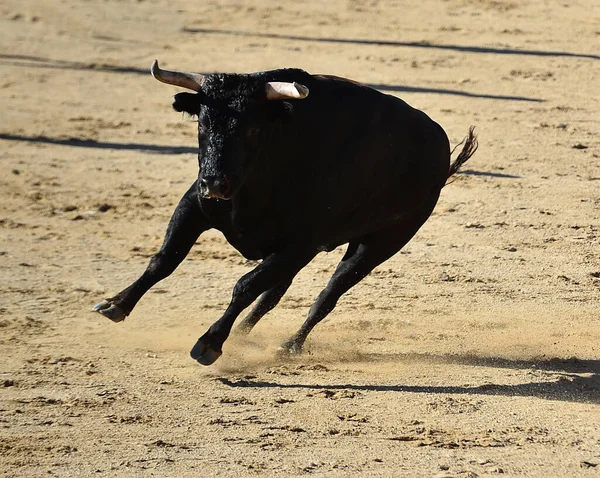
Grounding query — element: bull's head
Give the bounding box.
[151,60,309,200]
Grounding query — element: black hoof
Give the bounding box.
[277,339,303,357]
[92,300,127,323]
[190,339,223,366]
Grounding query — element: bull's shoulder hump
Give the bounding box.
[311,74,397,101]
[312,74,367,88]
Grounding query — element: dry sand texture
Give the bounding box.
[1,0,600,476]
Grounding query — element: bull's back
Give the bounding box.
[279,78,450,244]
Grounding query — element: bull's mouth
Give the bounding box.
[202,191,232,200]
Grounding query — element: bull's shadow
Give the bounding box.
[364,83,542,102]
[216,353,600,405]
[459,169,520,179]
[182,27,600,62]
[1,54,542,103]
[0,133,197,155]
[0,53,149,76]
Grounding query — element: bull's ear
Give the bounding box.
[173,92,200,116]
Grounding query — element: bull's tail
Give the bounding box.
[446,126,478,184]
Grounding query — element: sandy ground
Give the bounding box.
[1,0,600,476]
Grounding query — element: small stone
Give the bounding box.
[97,203,113,212]
[465,222,485,229]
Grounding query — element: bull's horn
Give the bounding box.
[151,59,205,92]
[265,82,309,100]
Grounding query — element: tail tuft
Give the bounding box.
[446,126,478,184]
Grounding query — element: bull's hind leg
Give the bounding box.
[93,181,208,322]
[235,279,294,334]
[280,208,436,354]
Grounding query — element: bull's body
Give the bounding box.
[94,63,477,365]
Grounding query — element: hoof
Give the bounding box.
[276,339,303,357]
[92,300,126,323]
[190,339,223,366]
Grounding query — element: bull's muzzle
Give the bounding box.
[199,176,232,200]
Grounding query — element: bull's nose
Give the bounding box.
[199,176,231,199]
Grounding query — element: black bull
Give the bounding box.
[93,61,478,365]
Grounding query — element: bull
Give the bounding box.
[93,60,478,365]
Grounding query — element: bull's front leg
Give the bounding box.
[191,248,316,365]
[93,181,209,322]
